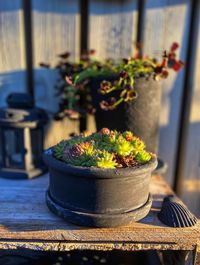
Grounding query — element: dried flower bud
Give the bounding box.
[170,42,179,52]
[58,51,70,59]
[160,70,169,79]
[154,66,163,74]
[122,58,129,64]
[89,49,96,55]
[123,131,134,141]
[65,76,73,85]
[120,90,137,102]
[100,128,110,135]
[162,50,167,58]
[100,97,116,111]
[100,80,112,94]
[64,109,79,119]
[39,62,50,68]
[125,84,133,91]
[120,71,129,79]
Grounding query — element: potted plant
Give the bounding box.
[39,50,115,121]
[43,128,157,227]
[75,43,183,153]
[40,43,183,153]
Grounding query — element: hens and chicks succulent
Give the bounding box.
[53,128,153,169]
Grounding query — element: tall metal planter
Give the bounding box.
[0,93,48,179]
[90,77,161,154]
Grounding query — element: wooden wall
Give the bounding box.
[0,0,26,103]
[176,1,200,216]
[0,0,199,214]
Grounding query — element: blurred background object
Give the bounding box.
[0,93,48,179]
[0,0,199,216]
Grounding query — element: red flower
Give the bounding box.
[170,42,179,52]
[172,60,184,71]
[161,58,167,67]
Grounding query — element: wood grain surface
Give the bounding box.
[32,0,80,113]
[0,174,199,252]
[143,0,192,186]
[179,3,200,217]
[88,0,138,60]
[0,0,26,106]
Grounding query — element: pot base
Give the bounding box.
[46,190,152,227]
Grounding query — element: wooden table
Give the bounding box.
[0,174,199,265]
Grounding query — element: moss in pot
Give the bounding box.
[44,128,157,227]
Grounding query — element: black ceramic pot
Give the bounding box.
[43,150,157,227]
[90,76,161,153]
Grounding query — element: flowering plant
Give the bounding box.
[40,43,183,117]
[40,50,115,119]
[99,42,184,110]
[53,128,154,169]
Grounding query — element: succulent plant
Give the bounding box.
[53,141,67,159]
[53,128,154,169]
[96,150,118,169]
[135,150,152,164]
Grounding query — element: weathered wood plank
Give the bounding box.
[32,0,80,111]
[32,0,80,146]
[0,242,197,252]
[0,174,199,252]
[143,0,192,185]
[88,0,138,60]
[179,3,200,217]
[44,117,80,149]
[0,0,26,105]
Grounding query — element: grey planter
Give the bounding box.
[44,150,157,227]
[90,77,161,153]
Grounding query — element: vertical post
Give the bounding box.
[23,127,33,171]
[174,0,200,193]
[80,0,89,55]
[22,0,34,101]
[0,129,6,167]
[79,0,89,132]
[136,0,146,56]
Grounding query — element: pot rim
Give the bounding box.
[43,149,158,179]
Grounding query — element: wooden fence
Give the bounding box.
[0,0,199,215]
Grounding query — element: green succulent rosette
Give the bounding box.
[53,128,155,169]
